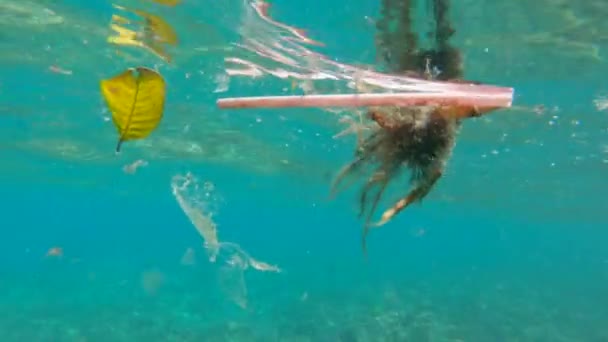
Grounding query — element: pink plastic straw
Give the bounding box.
[217,91,513,110]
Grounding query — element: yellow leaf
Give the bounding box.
[100,67,166,152]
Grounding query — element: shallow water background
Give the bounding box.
[1,0,608,341]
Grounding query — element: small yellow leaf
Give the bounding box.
[100,67,166,152]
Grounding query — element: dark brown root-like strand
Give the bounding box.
[371,169,442,227]
[361,176,391,254]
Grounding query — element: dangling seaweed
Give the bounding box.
[333,0,495,253]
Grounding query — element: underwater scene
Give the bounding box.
[1,0,608,341]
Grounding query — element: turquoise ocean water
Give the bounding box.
[1,0,608,341]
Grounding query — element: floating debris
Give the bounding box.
[171,172,281,308]
[48,65,72,75]
[45,246,63,258]
[123,159,149,174]
[593,96,608,111]
[100,67,166,152]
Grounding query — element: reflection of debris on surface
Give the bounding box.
[593,96,608,111]
[48,65,72,75]
[0,1,64,27]
[123,159,148,174]
[523,32,602,61]
[107,4,179,63]
[171,172,280,308]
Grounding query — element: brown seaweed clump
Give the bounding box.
[331,102,487,253]
[331,0,498,253]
